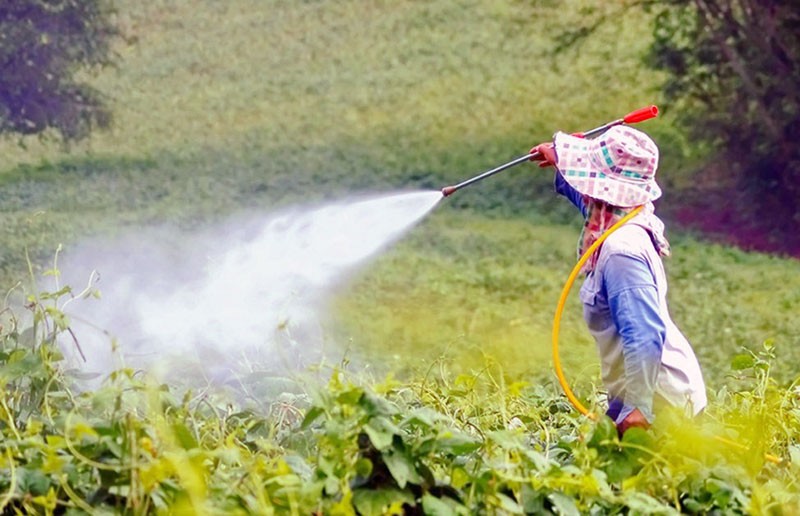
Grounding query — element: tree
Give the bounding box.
[0,0,119,144]
[647,0,800,224]
[550,0,799,251]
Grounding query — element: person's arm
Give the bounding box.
[603,253,666,428]
[530,142,587,217]
[554,172,588,217]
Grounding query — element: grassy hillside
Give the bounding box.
[333,209,800,388]
[2,1,669,163]
[0,0,675,277]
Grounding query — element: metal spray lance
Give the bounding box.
[440,105,659,197]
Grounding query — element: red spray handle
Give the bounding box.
[623,105,659,124]
[572,104,659,138]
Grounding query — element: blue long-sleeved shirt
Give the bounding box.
[555,172,665,424]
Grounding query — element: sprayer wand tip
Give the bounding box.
[441,185,456,197]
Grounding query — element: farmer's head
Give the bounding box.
[554,126,661,208]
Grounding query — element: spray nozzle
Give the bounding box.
[441,186,457,197]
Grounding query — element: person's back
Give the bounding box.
[582,223,707,424]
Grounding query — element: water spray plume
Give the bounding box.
[440,105,659,197]
[58,190,442,387]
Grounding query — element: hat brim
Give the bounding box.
[554,131,661,208]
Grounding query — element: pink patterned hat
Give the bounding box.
[554,126,661,207]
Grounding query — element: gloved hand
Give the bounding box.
[529,142,556,168]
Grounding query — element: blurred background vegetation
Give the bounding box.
[1,0,798,387]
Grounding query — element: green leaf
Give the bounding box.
[623,492,670,513]
[705,478,733,508]
[496,492,524,514]
[605,453,639,484]
[382,446,422,488]
[422,493,459,516]
[621,426,652,448]
[355,458,373,478]
[522,448,551,471]
[488,430,524,450]
[359,390,398,417]
[588,416,617,449]
[300,406,324,429]
[731,354,755,371]
[450,467,470,490]
[172,421,198,450]
[17,327,36,347]
[283,454,313,481]
[520,484,546,514]
[435,431,481,455]
[682,497,705,513]
[336,387,364,406]
[402,407,441,428]
[317,456,335,478]
[491,430,550,469]
[0,350,44,382]
[353,487,415,516]
[324,476,339,496]
[548,492,580,516]
[17,467,51,496]
[364,416,402,451]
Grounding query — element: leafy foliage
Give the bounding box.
[647,0,800,211]
[552,0,800,246]
[0,281,798,513]
[0,0,118,142]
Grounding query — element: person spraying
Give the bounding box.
[530,126,706,435]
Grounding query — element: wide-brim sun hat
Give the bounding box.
[554,125,662,208]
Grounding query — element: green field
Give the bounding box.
[1,0,799,513]
[333,209,800,386]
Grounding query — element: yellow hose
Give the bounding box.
[552,206,643,419]
[550,205,782,465]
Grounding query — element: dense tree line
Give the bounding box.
[648,0,799,223]
[555,0,799,234]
